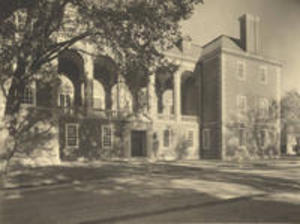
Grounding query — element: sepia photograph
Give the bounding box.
[0,0,300,223]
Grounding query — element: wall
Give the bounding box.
[222,52,281,160]
[152,119,199,160]
[200,54,222,159]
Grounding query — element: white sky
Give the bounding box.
[181,0,300,93]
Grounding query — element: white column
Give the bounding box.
[174,71,181,122]
[148,73,157,118]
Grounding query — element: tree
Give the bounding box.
[225,98,280,161]
[281,90,300,122]
[0,0,203,172]
[281,90,300,155]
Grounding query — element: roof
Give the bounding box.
[164,34,281,66]
[164,41,203,62]
[201,35,243,55]
[200,35,282,66]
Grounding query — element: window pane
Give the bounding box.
[66,124,78,147]
[102,126,112,148]
[21,87,34,104]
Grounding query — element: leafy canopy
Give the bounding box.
[0,0,202,80]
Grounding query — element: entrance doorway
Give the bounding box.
[131,131,147,157]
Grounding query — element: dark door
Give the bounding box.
[131,131,147,157]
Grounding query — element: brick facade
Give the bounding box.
[0,14,282,163]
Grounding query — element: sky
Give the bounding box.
[181,0,300,93]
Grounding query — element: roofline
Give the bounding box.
[201,35,225,49]
[164,51,200,64]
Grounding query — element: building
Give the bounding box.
[0,13,282,163]
[199,14,282,160]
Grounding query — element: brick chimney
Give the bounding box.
[239,14,261,54]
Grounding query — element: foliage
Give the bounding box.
[225,98,280,161]
[0,0,202,172]
[281,90,300,123]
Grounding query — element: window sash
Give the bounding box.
[59,94,71,107]
[102,125,113,148]
[66,124,79,147]
[21,87,34,105]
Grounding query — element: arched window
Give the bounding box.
[93,80,105,110]
[111,82,133,112]
[58,75,74,108]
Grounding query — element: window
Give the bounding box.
[237,95,247,114]
[93,80,105,110]
[59,94,71,108]
[58,75,74,108]
[102,125,113,148]
[237,61,246,80]
[162,90,174,115]
[21,86,34,105]
[238,128,247,146]
[203,129,210,149]
[65,123,79,147]
[187,130,194,147]
[259,66,268,84]
[259,98,269,118]
[163,129,170,147]
[259,129,267,148]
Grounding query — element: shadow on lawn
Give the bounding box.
[2,161,300,224]
[2,161,300,194]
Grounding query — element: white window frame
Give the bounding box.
[65,123,79,148]
[259,66,268,85]
[237,61,246,81]
[102,124,114,149]
[21,82,36,106]
[203,129,210,150]
[237,95,247,114]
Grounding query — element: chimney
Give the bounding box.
[239,14,261,54]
